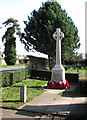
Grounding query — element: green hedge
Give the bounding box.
[11,69,31,85]
[78,80,87,94]
[1,69,30,87]
[65,73,79,83]
[30,70,79,82]
[2,72,12,87]
[1,69,79,87]
[31,70,51,80]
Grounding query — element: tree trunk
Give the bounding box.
[48,55,51,70]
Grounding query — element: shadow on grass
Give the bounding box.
[2,100,21,102]
[12,85,44,89]
[29,77,49,81]
[12,84,48,89]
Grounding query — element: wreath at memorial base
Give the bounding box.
[65,80,70,88]
[49,81,57,88]
[56,81,65,89]
[48,80,70,89]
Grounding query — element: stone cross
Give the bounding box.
[51,28,65,82]
[53,28,64,65]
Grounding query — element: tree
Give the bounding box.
[2,18,21,65]
[21,1,80,69]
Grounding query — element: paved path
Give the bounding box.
[19,84,87,116]
[0,66,28,72]
[1,109,48,119]
[1,84,87,119]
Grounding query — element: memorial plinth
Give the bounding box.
[51,28,65,83]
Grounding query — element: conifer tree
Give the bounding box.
[2,18,21,65]
[22,1,80,69]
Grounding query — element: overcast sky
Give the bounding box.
[0,0,86,58]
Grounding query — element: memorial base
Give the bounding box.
[51,64,66,83]
[48,64,70,89]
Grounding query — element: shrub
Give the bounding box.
[10,69,30,85]
[19,59,25,64]
[65,73,79,83]
[4,38,16,65]
[64,65,71,70]
[78,80,87,95]
[31,70,51,80]
[1,72,12,87]
[1,69,79,87]
[19,59,29,64]
[1,69,30,87]
[30,70,79,82]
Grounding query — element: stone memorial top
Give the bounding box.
[53,28,64,65]
[53,28,64,41]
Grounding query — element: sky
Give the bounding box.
[0,0,86,58]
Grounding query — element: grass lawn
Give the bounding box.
[0,64,25,68]
[1,67,87,109]
[65,67,85,73]
[1,79,48,109]
[65,68,87,80]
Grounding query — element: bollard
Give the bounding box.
[20,85,27,103]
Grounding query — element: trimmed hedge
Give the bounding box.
[78,80,87,94]
[31,70,51,80]
[10,69,30,85]
[65,73,79,83]
[1,69,79,87]
[30,70,79,83]
[1,69,30,87]
[2,72,12,87]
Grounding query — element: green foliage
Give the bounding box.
[1,69,30,87]
[19,59,28,64]
[65,73,79,83]
[78,80,87,95]
[22,1,80,66]
[30,69,79,82]
[10,69,30,85]
[1,72,11,87]
[4,37,16,65]
[31,69,51,80]
[2,18,21,65]
[19,59,25,64]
